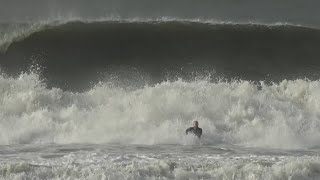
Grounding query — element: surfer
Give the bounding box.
[186,121,202,138]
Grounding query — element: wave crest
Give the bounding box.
[0,17,311,53]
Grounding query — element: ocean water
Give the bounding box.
[1,17,320,179]
[2,144,320,179]
[1,71,320,179]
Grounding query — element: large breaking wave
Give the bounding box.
[1,18,320,91]
[1,18,320,149]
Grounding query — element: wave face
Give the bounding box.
[1,19,320,91]
[2,73,320,149]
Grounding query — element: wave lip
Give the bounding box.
[0,17,311,53]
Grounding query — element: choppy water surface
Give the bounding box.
[1,144,320,179]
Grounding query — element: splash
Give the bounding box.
[1,72,320,148]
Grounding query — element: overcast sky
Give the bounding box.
[0,0,318,26]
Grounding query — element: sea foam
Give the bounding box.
[1,72,320,148]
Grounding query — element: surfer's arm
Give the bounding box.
[186,127,192,135]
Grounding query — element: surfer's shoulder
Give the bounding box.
[186,127,193,131]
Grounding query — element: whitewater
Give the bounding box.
[1,17,320,179]
[1,72,320,179]
[2,71,320,147]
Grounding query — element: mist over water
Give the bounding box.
[1,0,320,27]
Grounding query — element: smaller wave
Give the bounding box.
[1,154,320,179]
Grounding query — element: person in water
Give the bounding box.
[186,121,202,138]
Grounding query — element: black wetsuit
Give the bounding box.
[186,127,202,138]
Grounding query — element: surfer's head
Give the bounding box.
[193,121,199,128]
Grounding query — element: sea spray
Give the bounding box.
[1,72,320,148]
